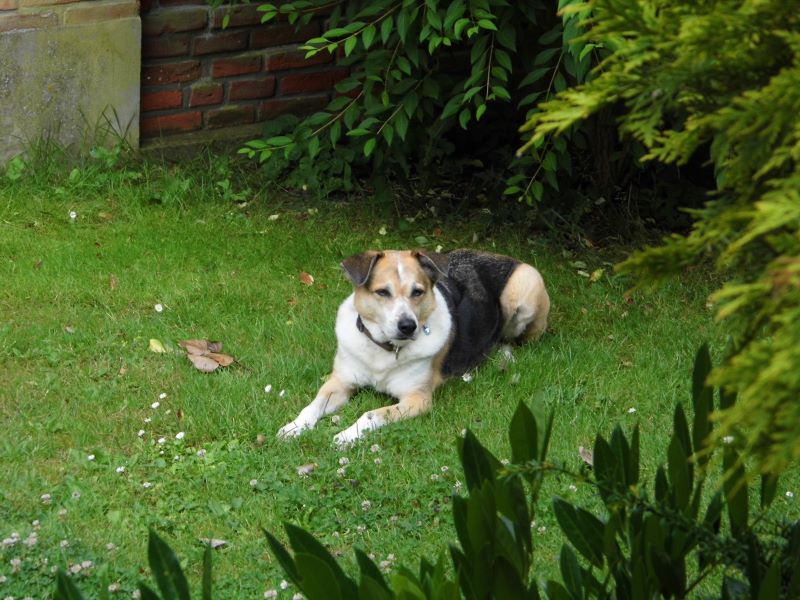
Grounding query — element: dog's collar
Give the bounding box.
[356,315,399,355]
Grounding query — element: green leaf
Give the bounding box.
[295,553,344,600]
[147,529,190,600]
[364,138,377,157]
[354,548,390,595]
[476,103,487,121]
[201,544,212,600]
[477,19,497,31]
[509,401,538,463]
[723,447,748,536]
[308,135,321,159]
[266,135,293,146]
[552,498,604,567]
[263,529,300,583]
[344,36,357,56]
[519,67,550,87]
[559,545,583,597]
[454,17,470,38]
[496,24,516,50]
[458,108,471,129]
[55,570,87,600]
[362,24,376,49]
[691,343,713,464]
[757,560,780,600]
[760,473,778,509]
[458,430,498,490]
[380,17,393,44]
[668,435,691,510]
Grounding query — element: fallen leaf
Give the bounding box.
[287,298,298,306]
[200,538,228,549]
[187,354,219,373]
[578,446,594,467]
[109,273,117,291]
[64,326,76,334]
[176,409,184,419]
[34,259,42,270]
[207,340,223,353]
[577,270,591,278]
[179,339,211,355]
[149,338,166,353]
[299,272,314,286]
[297,463,317,477]
[255,433,266,447]
[98,212,113,222]
[589,268,605,283]
[621,359,634,368]
[206,352,235,367]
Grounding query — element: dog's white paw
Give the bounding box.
[277,420,310,439]
[333,427,360,447]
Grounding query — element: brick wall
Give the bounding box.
[140,1,348,140]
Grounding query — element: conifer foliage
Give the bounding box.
[523,0,800,473]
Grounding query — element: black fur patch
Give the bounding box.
[436,249,519,376]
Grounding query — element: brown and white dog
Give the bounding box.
[277,249,550,445]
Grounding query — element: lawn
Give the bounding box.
[1,153,785,598]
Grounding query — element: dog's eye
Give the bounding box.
[410,288,425,298]
[375,288,391,298]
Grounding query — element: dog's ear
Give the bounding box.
[413,250,449,284]
[341,251,383,287]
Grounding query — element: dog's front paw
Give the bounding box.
[333,425,361,447]
[277,420,310,439]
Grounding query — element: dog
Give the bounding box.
[277,249,550,445]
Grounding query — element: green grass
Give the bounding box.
[0,153,793,598]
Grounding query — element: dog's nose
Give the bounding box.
[397,317,417,337]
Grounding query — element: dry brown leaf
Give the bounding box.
[299,271,314,286]
[34,259,42,270]
[109,273,117,291]
[176,408,184,419]
[179,339,211,355]
[187,354,219,373]
[297,463,317,477]
[206,352,235,367]
[207,340,223,353]
[578,446,594,467]
[98,212,113,222]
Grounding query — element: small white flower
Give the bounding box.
[69,563,82,574]
[87,454,95,461]
[627,407,637,414]
[331,415,341,424]
[31,520,40,529]
[723,435,735,444]
[116,466,125,473]
[292,594,303,600]
[441,465,449,473]
[378,225,387,236]
[144,417,152,423]
[159,450,165,455]
[154,303,164,313]
[264,591,277,599]
[569,484,578,492]
[41,493,52,504]
[430,473,439,481]
[72,490,81,500]
[137,429,145,437]
[461,372,473,383]
[157,437,166,445]
[81,560,93,569]
[537,526,547,534]
[356,524,366,534]
[60,539,69,548]
[159,392,167,399]
[374,458,382,465]
[132,590,142,599]
[175,431,185,440]
[370,444,381,453]
[58,508,68,518]
[197,449,206,457]
[264,384,273,393]
[500,459,510,466]
[279,389,286,398]
[379,559,391,570]
[249,479,258,487]
[106,543,117,551]
[69,210,77,220]
[361,500,372,511]
[0,575,6,583]
[142,482,153,489]
[10,557,22,572]
[338,457,349,466]
[108,583,121,593]
[279,580,289,590]
[173,455,180,461]
[453,480,463,493]
[386,553,395,561]
[389,515,399,523]
[460,428,467,437]
[151,401,160,409]
[787,491,795,499]
[268,214,280,221]
[336,467,347,477]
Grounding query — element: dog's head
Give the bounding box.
[341,250,448,345]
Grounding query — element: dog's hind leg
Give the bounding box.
[333,389,433,446]
[277,373,353,439]
[500,262,550,342]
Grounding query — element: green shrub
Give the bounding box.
[55,346,800,599]
[234,0,598,203]
[521,0,800,473]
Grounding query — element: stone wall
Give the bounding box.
[139,0,347,141]
[0,0,141,164]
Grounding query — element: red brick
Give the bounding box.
[0,12,57,32]
[212,4,262,28]
[142,7,207,36]
[189,83,223,107]
[141,89,184,112]
[143,35,190,58]
[211,55,261,78]
[193,30,248,55]
[206,105,255,128]
[266,49,332,72]
[250,22,321,49]
[230,77,276,101]
[280,68,349,95]
[259,94,329,120]
[142,61,201,85]
[141,112,202,137]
